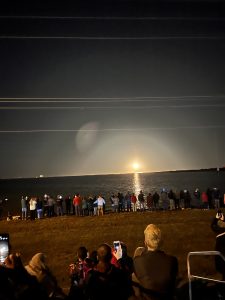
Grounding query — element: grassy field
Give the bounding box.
[0,209,220,292]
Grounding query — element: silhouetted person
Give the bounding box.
[0,253,49,300]
[133,224,178,300]
[65,195,71,215]
[25,253,65,299]
[85,243,133,300]
[153,191,160,210]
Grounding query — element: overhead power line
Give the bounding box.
[0,35,224,40]
[0,125,224,133]
[0,95,225,102]
[0,15,224,21]
[0,104,224,110]
[0,96,224,109]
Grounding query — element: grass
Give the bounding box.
[0,209,220,292]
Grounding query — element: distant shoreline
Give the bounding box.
[0,167,224,181]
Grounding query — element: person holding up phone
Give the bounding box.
[0,233,9,264]
[112,241,134,277]
[85,243,133,300]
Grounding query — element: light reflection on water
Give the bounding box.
[133,172,141,196]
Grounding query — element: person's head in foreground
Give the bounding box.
[97,243,112,263]
[27,253,48,272]
[77,246,88,261]
[144,224,162,251]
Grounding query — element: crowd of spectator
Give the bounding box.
[0,222,224,300]
[14,186,225,220]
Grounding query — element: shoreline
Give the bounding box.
[0,167,224,181]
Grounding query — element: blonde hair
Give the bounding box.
[144,224,162,251]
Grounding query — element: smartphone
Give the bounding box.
[0,233,9,263]
[113,241,120,251]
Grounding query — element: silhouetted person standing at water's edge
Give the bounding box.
[168,190,175,210]
[152,191,160,210]
[160,189,168,210]
[138,190,145,211]
[65,195,71,215]
[73,194,81,216]
[183,189,191,209]
[56,195,63,216]
[147,193,153,211]
[94,195,105,216]
[118,192,124,212]
[212,188,221,209]
[47,196,55,217]
[131,193,137,212]
[111,194,119,212]
[36,198,43,219]
[21,196,27,220]
[125,192,132,212]
[201,191,209,209]
[87,195,94,216]
[29,197,37,220]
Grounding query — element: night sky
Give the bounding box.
[0,0,225,178]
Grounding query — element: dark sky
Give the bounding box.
[0,1,225,178]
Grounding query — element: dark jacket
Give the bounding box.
[0,266,48,300]
[133,250,178,300]
[85,264,132,300]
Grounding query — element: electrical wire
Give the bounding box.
[0,35,224,40]
[0,125,224,133]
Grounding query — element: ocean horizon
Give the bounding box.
[0,166,223,180]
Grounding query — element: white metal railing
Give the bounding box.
[187,251,225,300]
